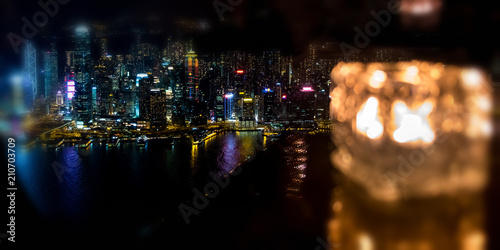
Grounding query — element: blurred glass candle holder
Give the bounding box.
[329,60,492,201]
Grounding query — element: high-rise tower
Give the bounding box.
[23,42,37,111]
[42,42,58,102]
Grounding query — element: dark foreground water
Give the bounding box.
[11,131,335,249]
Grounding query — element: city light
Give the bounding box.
[67,80,75,100]
[136,73,148,87]
[301,86,314,92]
[6,2,496,249]
[75,25,89,33]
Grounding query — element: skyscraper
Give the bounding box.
[166,87,173,122]
[262,88,276,123]
[74,25,90,87]
[23,42,37,111]
[139,75,153,120]
[185,49,200,100]
[294,86,316,121]
[73,25,92,124]
[42,43,58,102]
[150,89,167,129]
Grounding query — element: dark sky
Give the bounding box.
[2,0,500,69]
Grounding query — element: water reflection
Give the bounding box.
[218,131,263,174]
[57,147,87,218]
[17,132,266,223]
[283,133,308,198]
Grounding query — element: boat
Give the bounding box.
[136,135,148,147]
[107,136,120,147]
[76,138,92,148]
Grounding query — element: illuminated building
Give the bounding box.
[150,89,167,129]
[233,70,246,118]
[66,79,75,100]
[23,42,37,111]
[91,86,97,111]
[215,93,224,121]
[139,74,153,120]
[167,64,187,126]
[185,49,200,100]
[56,91,64,106]
[166,87,173,122]
[42,43,58,103]
[65,51,75,73]
[242,98,254,119]
[73,25,92,124]
[120,89,136,118]
[294,86,317,121]
[315,82,331,121]
[224,93,234,120]
[262,87,277,123]
[97,78,113,115]
[136,73,148,88]
[74,25,90,86]
[99,38,108,58]
[263,50,282,83]
[239,97,256,129]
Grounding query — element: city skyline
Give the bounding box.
[15,22,358,131]
[1,1,499,249]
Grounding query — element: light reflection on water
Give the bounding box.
[57,147,86,217]
[17,131,266,221]
[283,133,309,198]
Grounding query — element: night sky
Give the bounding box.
[2,0,500,69]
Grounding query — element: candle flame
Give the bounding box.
[393,101,434,143]
[356,97,384,139]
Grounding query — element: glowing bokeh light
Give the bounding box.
[356,97,383,139]
[368,70,386,88]
[393,101,434,143]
